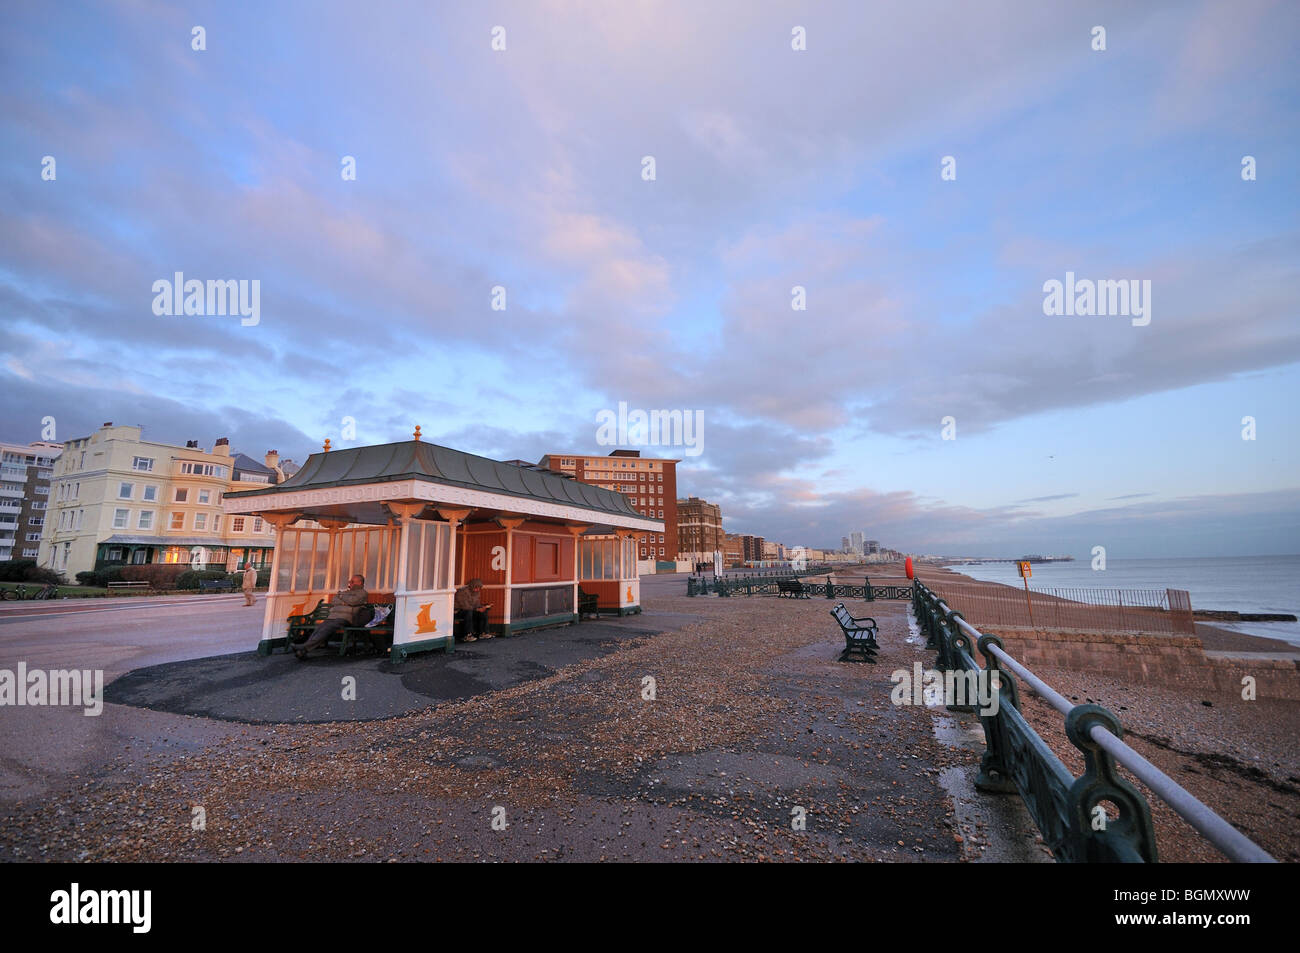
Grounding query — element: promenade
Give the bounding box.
[0,577,1046,862]
[3,574,1296,862]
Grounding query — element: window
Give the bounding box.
[180,462,228,478]
[658,547,665,556]
[194,513,208,530]
[112,508,129,529]
[29,517,42,527]
[198,489,211,504]
[231,517,245,533]
[21,548,37,558]
[31,501,45,510]
[34,484,48,495]
[252,517,263,532]
[212,514,221,531]
[108,548,123,561]
[142,485,157,502]
[132,457,154,472]
[74,509,84,529]
[138,511,154,530]
[118,482,133,499]
[170,512,185,530]
[25,533,39,542]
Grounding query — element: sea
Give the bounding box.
[942,555,1300,648]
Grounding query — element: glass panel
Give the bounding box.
[334,532,351,591]
[276,529,297,592]
[292,531,313,591]
[311,532,329,590]
[591,542,603,580]
[388,527,401,590]
[405,522,423,592]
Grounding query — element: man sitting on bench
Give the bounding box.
[295,574,368,659]
[454,577,493,642]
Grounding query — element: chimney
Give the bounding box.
[265,449,279,469]
[213,437,231,457]
[185,440,198,449]
[102,422,113,428]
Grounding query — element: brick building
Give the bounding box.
[676,496,723,562]
[0,440,63,563]
[538,450,678,561]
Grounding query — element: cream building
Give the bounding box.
[40,423,282,577]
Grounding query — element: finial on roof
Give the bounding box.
[323,438,332,452]
[413,425,422,441]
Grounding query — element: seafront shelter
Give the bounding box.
[223,432,662,659]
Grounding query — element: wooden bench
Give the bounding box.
[107,580,151,591]
[830,602,879,663]
[577,586,600,620]
[199,578,234,593]
[338,603,395,656]
[777,579,811,599]
[284,600,395,656]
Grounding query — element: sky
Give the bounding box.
[1,0,1297,558]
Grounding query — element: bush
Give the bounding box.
[0,559,65,585]
[0,559,35,582]
[76,567,125,588]
[120,564,187,589]
[175,569,234,590]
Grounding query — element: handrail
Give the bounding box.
[923,583,1274,863]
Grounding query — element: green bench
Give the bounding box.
[285,600,395,656]
[830,602,879,663]
[577,586,600,620]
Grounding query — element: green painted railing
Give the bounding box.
[913,580,1273,863]
[686,571,912,601]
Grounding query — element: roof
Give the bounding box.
[231,453,275,475]
[224,439,648,522]
[101,535,254,548]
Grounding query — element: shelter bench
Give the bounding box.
[199,579,234,593]
[285,600,395,656]
[577,586,600,619]
[830,602,878,663]
[777,579,811,599]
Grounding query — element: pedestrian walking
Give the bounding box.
[241,561,258,606]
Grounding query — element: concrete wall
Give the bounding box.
[983,627,1300,701]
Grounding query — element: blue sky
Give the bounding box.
[1,0,1297,557]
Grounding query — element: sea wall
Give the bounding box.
[982,627,1300,701]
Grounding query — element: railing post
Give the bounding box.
[974,634,1019,793]
[1063,705,1159,863]
[864,575,873,601]
[686,577,696,597]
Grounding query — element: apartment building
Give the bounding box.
[676,496,724,562]
[40,423,285,576]
[538,449,678,561]
[0,440,63,562]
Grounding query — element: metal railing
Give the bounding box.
[687,572,913,600]
[923,579,1196,635]
[913,580,1273,863]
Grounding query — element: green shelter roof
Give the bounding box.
[224,439,649,523]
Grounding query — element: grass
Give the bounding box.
[0,580,108,598]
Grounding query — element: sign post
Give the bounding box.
[1017,560,1034,626]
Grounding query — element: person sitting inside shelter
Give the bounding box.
[454,577,493,642]
[295,574,368,659]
